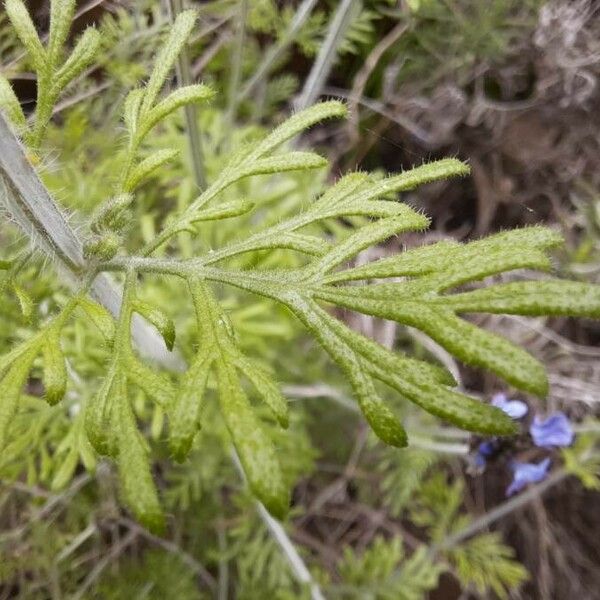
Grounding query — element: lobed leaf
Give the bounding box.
[288,296,407,447]
[189,199,254,223]
[125,354,176,408]
[11,282,34,323]
[123,89,145,139]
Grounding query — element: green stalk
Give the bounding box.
[165,0,207,190]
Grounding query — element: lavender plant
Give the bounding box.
[1,0,600,536]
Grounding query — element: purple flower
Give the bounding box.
[492,393,528,419]
[530,412,574,448]
[506,458,551,496]
[474,440,496,467]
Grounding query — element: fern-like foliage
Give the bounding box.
[2,0,600,530]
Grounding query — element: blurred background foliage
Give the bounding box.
[1,1,600,598]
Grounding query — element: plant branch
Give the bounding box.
[0,112,184,370]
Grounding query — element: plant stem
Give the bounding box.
[231,451,326,600]
[433,468,570,553]
[226,0,248,130]
[296,0,360,110]
[165,0,207,190]
[0,113,183,370]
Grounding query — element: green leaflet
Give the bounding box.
[124,149,179,192]
[323,226,561,284]
[140,84,215,140]
[48,0,76,66]
[123,89,145,138]
[41,332,67,405]
[442,280,600,317]
[234,354,289,428]
[312,214,430,277]
[132,300,176,352]
[189,199,255,223]
[314,288,548,396]
[216,357,289,519]
[168,352,213,462]
[5,0,47,72]
[53,27,101,92]
[140,9,197,115]
[11,282,34,323]
[116,391,165,533]
[244,100,347,163]
[287,295,408,447]
[0,349,36,450]
[125,355,176,409]
[85,370,122,457]
[0,75,26,128]
[314,304,456,387]
[77,297,116,343]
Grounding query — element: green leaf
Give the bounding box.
[140,9,197,114]
[48,0,76,66]
[77,296,115,343]
[312,213,430,276]
[216,358,289,518]
[288,297,407,447]
[233,152,327,182]
[5,0,47,71]
[234,354,289,427]
[140,84,214,140]
[11,282,34,323]
[132,300,176,351]
[245,100,347,162]
[323,240,460,283]
[0,348,36,450]
[442,280,600,318]
[85,371,121,457]
[0,75,26,128]
[54,27,101,92]
[90,194,134,234]
[168,352,213,462]
[41,332,67,405]
[123,89,145,138]
[189,199,254,223]
[124,149,179,192]
[51,447,78,490]
[125,355,176,408]
[116,391,165,533]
